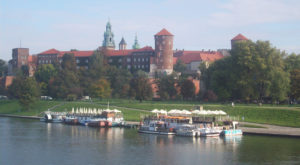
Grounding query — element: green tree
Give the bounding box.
[208,40,290,102]
[8,77,40,110]
[285,54,300,101]
[49,53,81,99]
[106,66,132,98]
[157,74,177,100]
[34,64,58,95]
[180,79,195,100]
[174,59,187,72]
[0,59,7,77]
[89,78,111,99]
[290,69,300,100]
[129,71,153,102]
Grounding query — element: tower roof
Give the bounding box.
[232,34,248,41]
[155,28,173,36]
[119,37,127,45]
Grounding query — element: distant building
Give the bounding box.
[6,21,249,97]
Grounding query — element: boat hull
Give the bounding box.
[138,130,175,135]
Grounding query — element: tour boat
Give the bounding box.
[40,111,65,123]
[199,128,222,137]
[176,124,201,137]
[64,116,79,125]
[138,121,176,135]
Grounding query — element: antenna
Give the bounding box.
[20,40,22,48]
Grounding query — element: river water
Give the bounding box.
[0,117,300,165]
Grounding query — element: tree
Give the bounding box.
[129,71,153,102]
[285,54,300,101]
[49,53,81,99]
[106,66,132,98]
[173,59,186,72]
[208,40,290,102]
[34,64,58,95]
[290,69,300,100]
[157,74,177,100]
[180,79,195,100]
[89,79,111,99]
[18,77,40,110]
[0,59,7,77]
[8,77,40,110]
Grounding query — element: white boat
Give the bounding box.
[199,128,222,137]
[139,121,175,135]
[176,124,201,137]
[41,111,65,123]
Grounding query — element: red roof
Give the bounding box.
[176,50,224,64]
[155,28,173,36]
[39,49,60,55]
[106,46,154,57]
[58,51,94,57]
[232,34,248,41]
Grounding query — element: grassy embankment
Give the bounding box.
[0,99,300,127]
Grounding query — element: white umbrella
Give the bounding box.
[159,110,167,114]
[151,109,159,113]
[182,110,192,115]
[72,107,74,114]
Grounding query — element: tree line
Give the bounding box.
[200,40,300,104]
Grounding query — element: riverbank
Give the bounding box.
[1,114,300,138]
[1,99,300,127]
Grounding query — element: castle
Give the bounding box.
[6,21,249,88]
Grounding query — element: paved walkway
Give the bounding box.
[240,122,300,137]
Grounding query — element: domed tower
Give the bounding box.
[154,28,174,75]
[231,34,248,49]
[102,21,115,50]
[119,37,127,50]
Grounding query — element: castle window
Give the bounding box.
[138,65,140,68]
[109,59,113,63]
[142,65,144,68]
[146,58,149,62]
[134,58,136,62]
[85,59,88,63]
[85,66,88,69]
[142,58,144,62]
[127,65,131,69]
[118,59,122,62]
[138,58,140,62]
[127,58,131,62]
[76,59,80,63]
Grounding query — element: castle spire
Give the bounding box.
[102,20,115,50]
[132,34,140,49]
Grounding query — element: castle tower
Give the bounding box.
[102,21,115,50]
[119,37,127,50]
[132,34,140,49]
[12,48,29,68]
[154,28,174,75]
[231,34,248,49]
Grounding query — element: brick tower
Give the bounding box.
[154,28,174,75]
[231,34,248,49]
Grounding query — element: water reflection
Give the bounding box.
[1,117,300,165]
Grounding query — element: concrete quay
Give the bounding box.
[240,122,300,138]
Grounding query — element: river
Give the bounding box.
[0,117,300,165]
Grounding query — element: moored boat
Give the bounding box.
[220,121,243,136]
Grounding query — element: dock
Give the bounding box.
[240,122,300,138]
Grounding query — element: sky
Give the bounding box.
[0,0,300,61]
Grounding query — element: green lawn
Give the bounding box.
[1,99,300,126]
